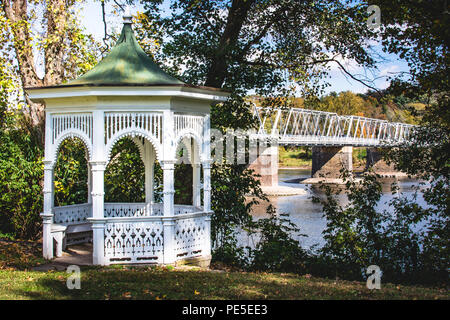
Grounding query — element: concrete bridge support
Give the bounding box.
[365,147,403,177]
[248,140,278,187]
[310,146,353,180]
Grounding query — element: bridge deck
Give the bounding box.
[252,105,414,147]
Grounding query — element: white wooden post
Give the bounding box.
[87,164,92,204]
[89,110,107,265]
[204,214,212,258]
[162,110,176,264]
[192,139,201,207]
[202,114,212,258]
[90,161,106,265]
[144,140,155,204]
[42,161,54,259]
[162,161,176,264]
[202,114,212,212]
[202,161,212,212]
[42,111,54,259]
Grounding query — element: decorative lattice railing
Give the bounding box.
[53,203,92,225]
[52,203,207,264]
[174,114,204,139]
[102,212,207,264]
[104,203,163,217]
[52,113,93,144]
[174,213,207,259]
[104,218,164,263]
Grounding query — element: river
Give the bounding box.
[246,168,427,251]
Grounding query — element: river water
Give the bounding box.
[246,168,427,251]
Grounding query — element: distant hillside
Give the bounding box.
[247,90,425,125]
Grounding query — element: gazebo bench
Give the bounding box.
[51,223,92,257]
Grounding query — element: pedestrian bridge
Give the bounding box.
[252,105,415,147]
[250,104,416,186]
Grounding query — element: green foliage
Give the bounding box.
[248,209,308,273]
[53,138,88,206]
[278,146,312,168]
[0,112,43,239]
[313,169,449,285]
[142,1,377,96]
[318,91,366,116]
[105,138,145,203]
[210,164,263,265]
[174,163,192,205]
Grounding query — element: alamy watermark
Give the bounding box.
[177,128,279,175]
[366,265,382,289]
[367,5,381,30]
[66,265,81,289]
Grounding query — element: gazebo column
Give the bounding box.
[192,141,201,207]
[162,160,176,264]
[202,114,212,212]
[202,161,212,212]
[87,164,92,204]
[144,140,155,205]
[41,111,54,259]
[162,109,176,264]
[90,161,106,265]
[201,114,212,258]
[202,160,212,258]
[89,110,107,265]
[42,161,54,259]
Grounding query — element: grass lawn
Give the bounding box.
[278,146,369,169]
[0,266,448,300]
[278,147,311,168]
[0,239,448,300]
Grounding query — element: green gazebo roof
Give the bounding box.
[65,22,184,86]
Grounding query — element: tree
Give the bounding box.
[140,0,378,96]
[1,0,98,145]
[310,0,450,284]
[318,91,367,116]
[0,0,99,238]
[136,0,384,263]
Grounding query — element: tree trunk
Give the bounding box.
[2,0,70,147]
[204,0,254,89]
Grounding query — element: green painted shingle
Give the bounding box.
[65,23,183,86]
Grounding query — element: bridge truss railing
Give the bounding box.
[252,105,415,147]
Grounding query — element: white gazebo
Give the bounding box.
[25,11,228,266]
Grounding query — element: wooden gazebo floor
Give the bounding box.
[33,243,93,271]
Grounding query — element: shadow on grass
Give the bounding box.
[7,267,447,300]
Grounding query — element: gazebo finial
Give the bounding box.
[123,5,132,24]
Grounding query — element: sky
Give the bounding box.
[78,1,410,96]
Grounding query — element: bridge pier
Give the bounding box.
[366,148,405,177]
[304,146,353,183]
[248,140,278,187]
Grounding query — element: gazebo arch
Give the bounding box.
[51,132,93,168]
[106,131,162,164]
[25,10,229,266]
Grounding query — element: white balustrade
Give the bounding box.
[103,202,163,217]
[104,219,164,263]
[174,213,208,259]
[53,203,92,225]
[101,210,207,264]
